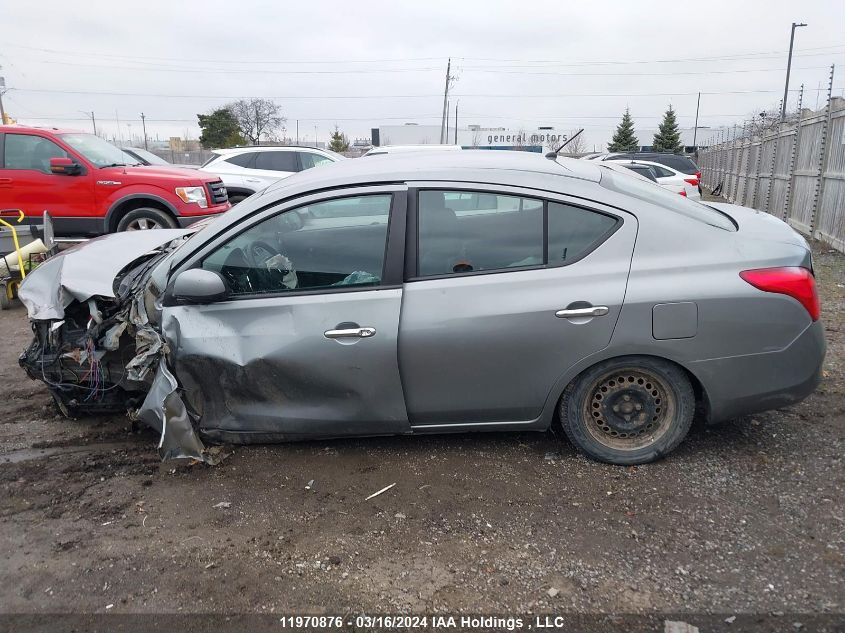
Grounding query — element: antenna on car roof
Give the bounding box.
[545,128,584,160]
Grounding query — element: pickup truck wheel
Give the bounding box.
[559,356,694,465]
[116,208,178,231]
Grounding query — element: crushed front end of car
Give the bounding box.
[17,230,214,463]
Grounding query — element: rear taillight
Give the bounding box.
[679,190,687,196]
[740,267,820,321]
[684,177,699,186]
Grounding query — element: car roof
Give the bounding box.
[605,158,681,173]
[266,150,602,191]
[0,125,86,135]
[212,145,333,154]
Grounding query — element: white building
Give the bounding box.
[372,124,569,152]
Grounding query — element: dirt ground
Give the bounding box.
[0,238,842,623]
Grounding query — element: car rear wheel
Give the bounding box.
[116,208,178,232]
[560,357,694,465]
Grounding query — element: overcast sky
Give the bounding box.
[2,0,844,150]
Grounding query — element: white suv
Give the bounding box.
[199,146,344,204]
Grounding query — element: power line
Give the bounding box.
[11,87,836,100]
[4,41,844,67]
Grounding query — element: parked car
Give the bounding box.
[199,146,343,204]
[0,126,230,235]
[598,161,688,196]
[592,151,702,193]
[605,159,700,199]
[122,147,198,170]
[18,151,824,466]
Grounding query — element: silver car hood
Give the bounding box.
[19,229,191,321]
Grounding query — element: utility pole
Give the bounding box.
[140,113,148,150]
[80,111,97,135]
[454,100,459,145]
[315,125,318,148]
[439,58,451,144]
[0,75,7,125]
[781,22,807,120]
[692,92,701,150]
[296,119,299,144]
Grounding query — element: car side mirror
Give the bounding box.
[172,269,228,304]
[50,157,81,175]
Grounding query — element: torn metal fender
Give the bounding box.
[18,229,191,321]
[137,361,214,463]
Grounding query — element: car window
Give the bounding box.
[417,190,543,277]
[202,194,392,296]
[3,134,67,172]
[255,151,298,172]
[653,155,698,174]
[648,164,675,178]
[224,152,257,168]
[547,202,618,266]
[623,165,657,182]
[299,152,334,170]
[601,170,736,231]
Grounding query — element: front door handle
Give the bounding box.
[324,327,376,339]
[555,306,609,318]
[0,178,12,188]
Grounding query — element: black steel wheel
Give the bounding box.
[560,357,695,464]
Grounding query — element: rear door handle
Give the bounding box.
[555,306,609,318]
[324,327,376,339]
[0,178,12,188]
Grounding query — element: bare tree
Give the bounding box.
[228,99,286,145]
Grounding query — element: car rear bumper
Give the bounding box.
[690,320,826,423]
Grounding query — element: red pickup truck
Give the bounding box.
[0,126,230,235]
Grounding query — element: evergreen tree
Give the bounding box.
[652,105,683,152]
[197,108,244,148]
[328,126,350,153]
[607,108,639,152]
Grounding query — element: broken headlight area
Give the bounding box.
[19,298,153,416]
[18,239,216,464]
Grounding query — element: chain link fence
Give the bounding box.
[698,68,845,254]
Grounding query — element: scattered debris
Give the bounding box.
[105,604,114,610]
[546,587,559,598]
[204,562,215,569]
[544,451,562,461]
[305,480,314,490]
[212,501,231,509]
[365,482,396,501]
[394,512,406,520]
[725,616,736,624]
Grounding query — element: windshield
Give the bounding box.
[600,170,736,231]
[128,147,169,165]
[59,133,137,168]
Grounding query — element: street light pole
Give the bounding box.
[781,22,807,120]
[140,112,148,150]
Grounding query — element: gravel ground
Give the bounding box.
[0,236,842,625]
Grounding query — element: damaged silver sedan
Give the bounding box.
[18,151,825,465]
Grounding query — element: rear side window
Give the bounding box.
[299,152,334,170]
[3,134,67,172]
[648,164,675,178]
[416,190,620,277]
[418,190,543,276]
[601,171,736,231]
[255,151,298,172]
[224,152,257,168]
[548,202,618,266]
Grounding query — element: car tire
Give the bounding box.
[116,208,178,232]
[559,356,695,465]
[0,284,11,310]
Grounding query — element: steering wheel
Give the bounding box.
[247,241,282,269]
[245,240,298,291]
